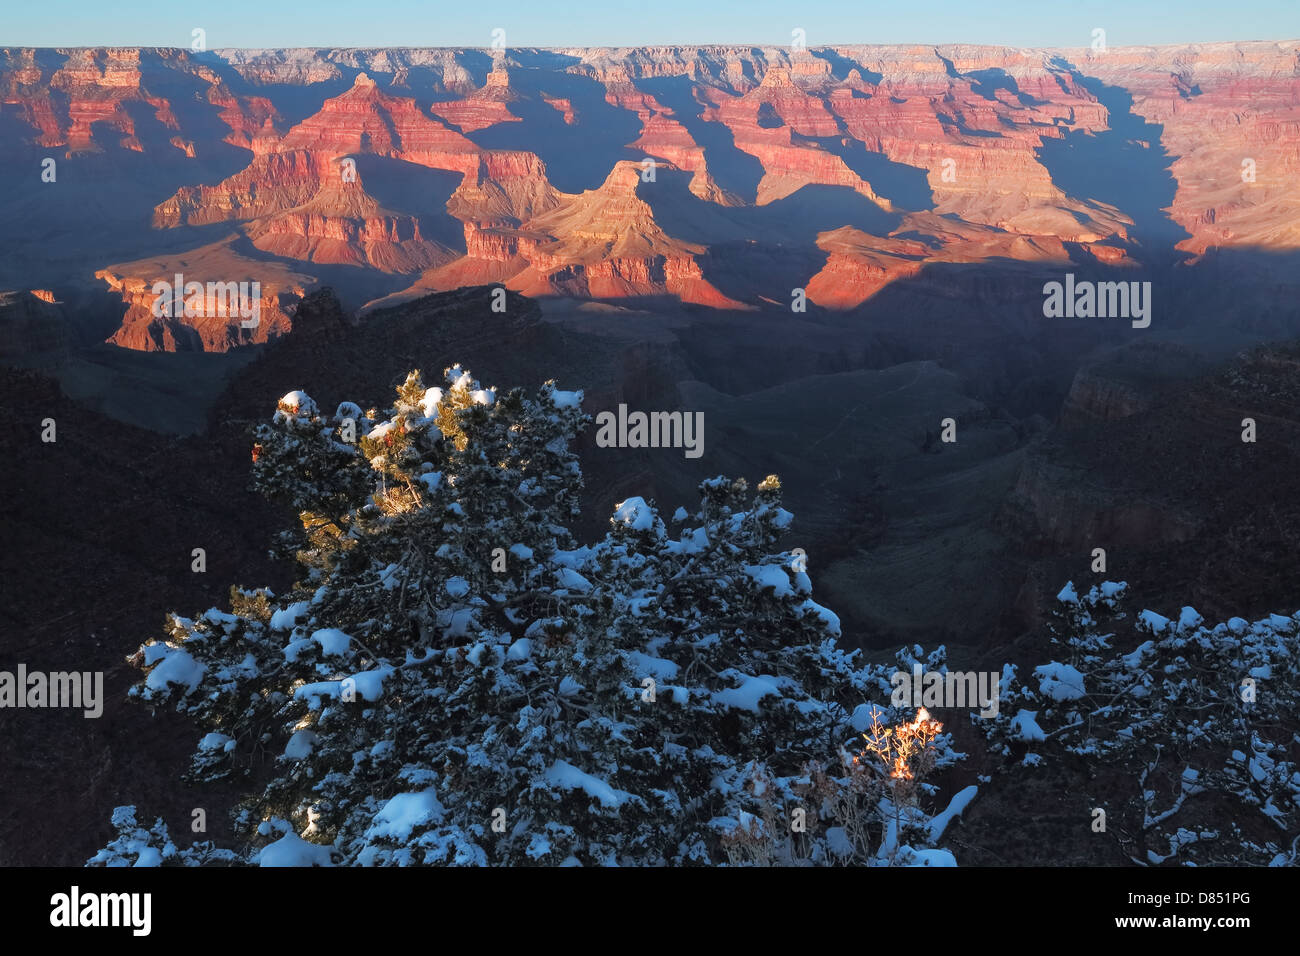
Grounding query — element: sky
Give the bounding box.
[4,0,1298,49]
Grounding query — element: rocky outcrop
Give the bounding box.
[1060,367,1152,424]
[389,160,748,307]
[242,177,459,272]
[96,238,314,352]
[1006,452,1201,551]
[805,214,1136,309]
[153,150,329,227]
[1060,342,1210,425]
[431,63,523,132]
[804,227,929,308]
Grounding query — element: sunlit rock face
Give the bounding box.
[2,42,1297,349]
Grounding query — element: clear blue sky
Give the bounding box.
[4,0,1298,48]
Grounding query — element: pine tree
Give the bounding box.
[96,367,972,866]
[984,581,1300,865]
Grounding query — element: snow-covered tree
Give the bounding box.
[94,366,975,866]
[985,581,1300,866]
[87,806,237,867]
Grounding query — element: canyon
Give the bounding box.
[3,39,1299,658]
[0,42,1297,349]
[2,42,1300,864]
[3,41,1299,645]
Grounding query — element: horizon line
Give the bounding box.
[3,37,1298,52]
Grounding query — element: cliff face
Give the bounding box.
[1060,367,1152,424]
[1007,452,1202,551]
[2,42,1297,350]
[0,290,70,357]
[999,340,1300,624]
[1070,43,1300,256]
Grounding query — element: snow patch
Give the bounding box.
[713,674,780,712]
[1034,662,1086,701]
[928,785,978,841]
[257,831,333,867]
[270,601,310,631]
[544,760,631,808]
[1010,710,1046,742]
[1138,609,1171,634]
[284,730,319,759]
[366,789,445,843]
[199,732,235,752]
[613,497,655,531]
[144,647,205,694]
[311,628,352,657]
[745,564,792,597]
[798,599,841,637]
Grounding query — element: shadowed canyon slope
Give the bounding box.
[1,42,1298,349]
